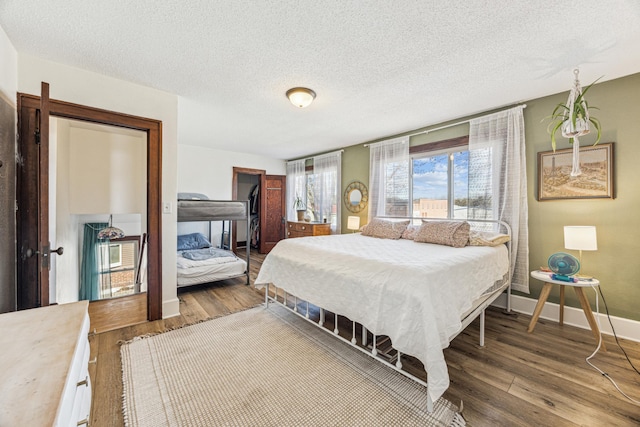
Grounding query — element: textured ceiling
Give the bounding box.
[1,1,639,159]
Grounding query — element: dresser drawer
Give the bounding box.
[288,222,310,232]
[286,221,331,238]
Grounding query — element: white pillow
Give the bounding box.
[468,230,510,246]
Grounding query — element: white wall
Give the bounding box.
[68,126,145,214]
[0,25,16,103]
[177,144,286,198]
[18,54,181,318]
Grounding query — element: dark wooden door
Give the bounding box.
[16,82,51,309]
[259,174,286,254]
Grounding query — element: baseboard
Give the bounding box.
[492,293,640,343]
[163,297,180,319]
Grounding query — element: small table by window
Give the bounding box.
[528,270,606,350]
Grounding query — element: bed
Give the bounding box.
[177,195,250,286]
[254,217,511,412]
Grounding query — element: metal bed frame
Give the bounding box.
[262,217,512,412]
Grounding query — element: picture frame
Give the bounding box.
[537,142,615,201]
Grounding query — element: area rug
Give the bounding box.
[121,304,465,426]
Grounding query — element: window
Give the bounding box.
[409,141,493,221]
[304,164,339,227]
[98,236,139,299]
[412,149,471,219]
[287,151,342,233]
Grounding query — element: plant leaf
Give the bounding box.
[589,117,601,145]
[550,120,564,151]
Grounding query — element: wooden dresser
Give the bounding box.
[286,221,331,238]
[0,300,92,426]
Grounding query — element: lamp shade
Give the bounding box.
[347,216,360,231]
[98,214,125,240]
[286,87,316,108]
[564,226,597,251]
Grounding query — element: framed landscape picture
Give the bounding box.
[537,142,614,201]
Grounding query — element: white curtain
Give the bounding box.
[368,136,409,220]
[286,159,306,221]
[469,106,529,293]
[312,151,342,233]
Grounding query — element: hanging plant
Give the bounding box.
[544,69,602,177]
[546,70,602,152]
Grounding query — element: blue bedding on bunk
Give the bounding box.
[177,233,212,251]
[181,247,236,261]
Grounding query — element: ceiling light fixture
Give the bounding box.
[286,87,316,108]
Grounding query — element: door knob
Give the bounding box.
[50,247,64,255]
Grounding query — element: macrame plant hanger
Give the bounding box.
[562,69,591,177]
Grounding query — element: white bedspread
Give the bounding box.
[177,251,247,287]
[254,233,509,405]
[177,252,239,269]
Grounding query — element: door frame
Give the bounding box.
[231,167,265,254]
[16,93,163,320]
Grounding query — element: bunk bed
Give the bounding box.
[177,194,250,286]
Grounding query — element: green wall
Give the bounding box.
[332,72,640,321]
[523,72,640,322]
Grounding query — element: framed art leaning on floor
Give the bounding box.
[537,142,615,201]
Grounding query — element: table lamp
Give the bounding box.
[564,225,597,275]
[347,216,360,233]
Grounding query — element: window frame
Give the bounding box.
[98,235,141,298]
[409,136,470,219]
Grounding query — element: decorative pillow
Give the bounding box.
[468,230,511,247]
[414,220,470,248]
[361,218,410,240]
[177,233,212,251]
[401,224,420,240]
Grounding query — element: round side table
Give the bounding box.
[528,270,605,350]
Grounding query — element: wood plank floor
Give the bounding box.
[89,251,640,426]
[88,292,147,334]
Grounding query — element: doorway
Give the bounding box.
[16,88,163,325]
[232,167,264,256]
[231,168,286,255]
[50,118,148,307]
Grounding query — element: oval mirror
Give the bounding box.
[349,189,362,205]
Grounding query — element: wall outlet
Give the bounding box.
[163,202,172,214]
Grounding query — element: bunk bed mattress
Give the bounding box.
[177,253,247,287]
[177,200,248,222]
[254,233,509,405]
